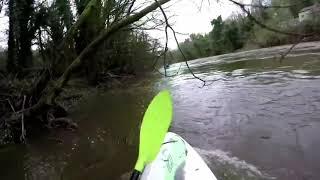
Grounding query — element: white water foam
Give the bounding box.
[194,147,275,179]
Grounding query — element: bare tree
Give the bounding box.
[7,0,172,133]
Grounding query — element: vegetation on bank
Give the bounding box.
[0,0,169,144]
[171,0,320,62]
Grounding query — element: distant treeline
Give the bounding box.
[171,0,320,62]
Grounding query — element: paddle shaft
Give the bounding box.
[130,170,141,180]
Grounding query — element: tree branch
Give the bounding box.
[22,0,172,115]
[60,0,97,48]
[127,0,136,15]
[279,36,305,62]
[155,0,207,86]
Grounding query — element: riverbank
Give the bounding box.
[235,40,320,59]
[0,71,153,145]
[167,41,320,72]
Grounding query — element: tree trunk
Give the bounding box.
[7,0,35,74]
[16,0,34,69]
[7,0,17,73]
[75,0,102,85]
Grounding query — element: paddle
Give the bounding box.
[130,90,173,180]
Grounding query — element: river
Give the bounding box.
[1,41,320,180]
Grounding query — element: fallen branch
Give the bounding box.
[60,0,98,47]
[55,0,171,89]
[12,0,172,120]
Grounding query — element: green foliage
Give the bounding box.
[299,16,320,34]
[172,14,253,61]
[287,0,313,17]
[254,28,287,47]
[99,31,158,74]
[5,0,162,84]
[5,0,320,78]
[55,0,74,29]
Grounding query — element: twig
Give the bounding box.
[154,0,207,86]
[152,54,181,77]
[6,99,16,112]
[279,36,305,62]
[20,95,26,144]
[195,0,210,12]
[171,26,208,86]
[200,0,204,11]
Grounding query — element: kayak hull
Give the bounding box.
[141,132,217,180]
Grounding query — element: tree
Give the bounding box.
[2,0,171,143]
[16,0,35,69]
[6,0,49,74]
[7,0,17,73]
[74,0,102,84]
[210,15,225,54]
[286,0,313,17]
[223,21,242,51]
[6,0,35,73]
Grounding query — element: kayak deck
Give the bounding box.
[141,132,217,180]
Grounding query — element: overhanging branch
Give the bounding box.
[23,0,172,115]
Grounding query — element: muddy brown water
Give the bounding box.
[1,42,320,180]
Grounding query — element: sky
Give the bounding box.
[0,0,251,49]
[0,8,8,49]
[148,0,250,48]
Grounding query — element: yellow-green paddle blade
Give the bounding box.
[134,90,173,172]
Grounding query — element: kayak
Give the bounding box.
[140,132,217,180]
[129,91,216,180]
